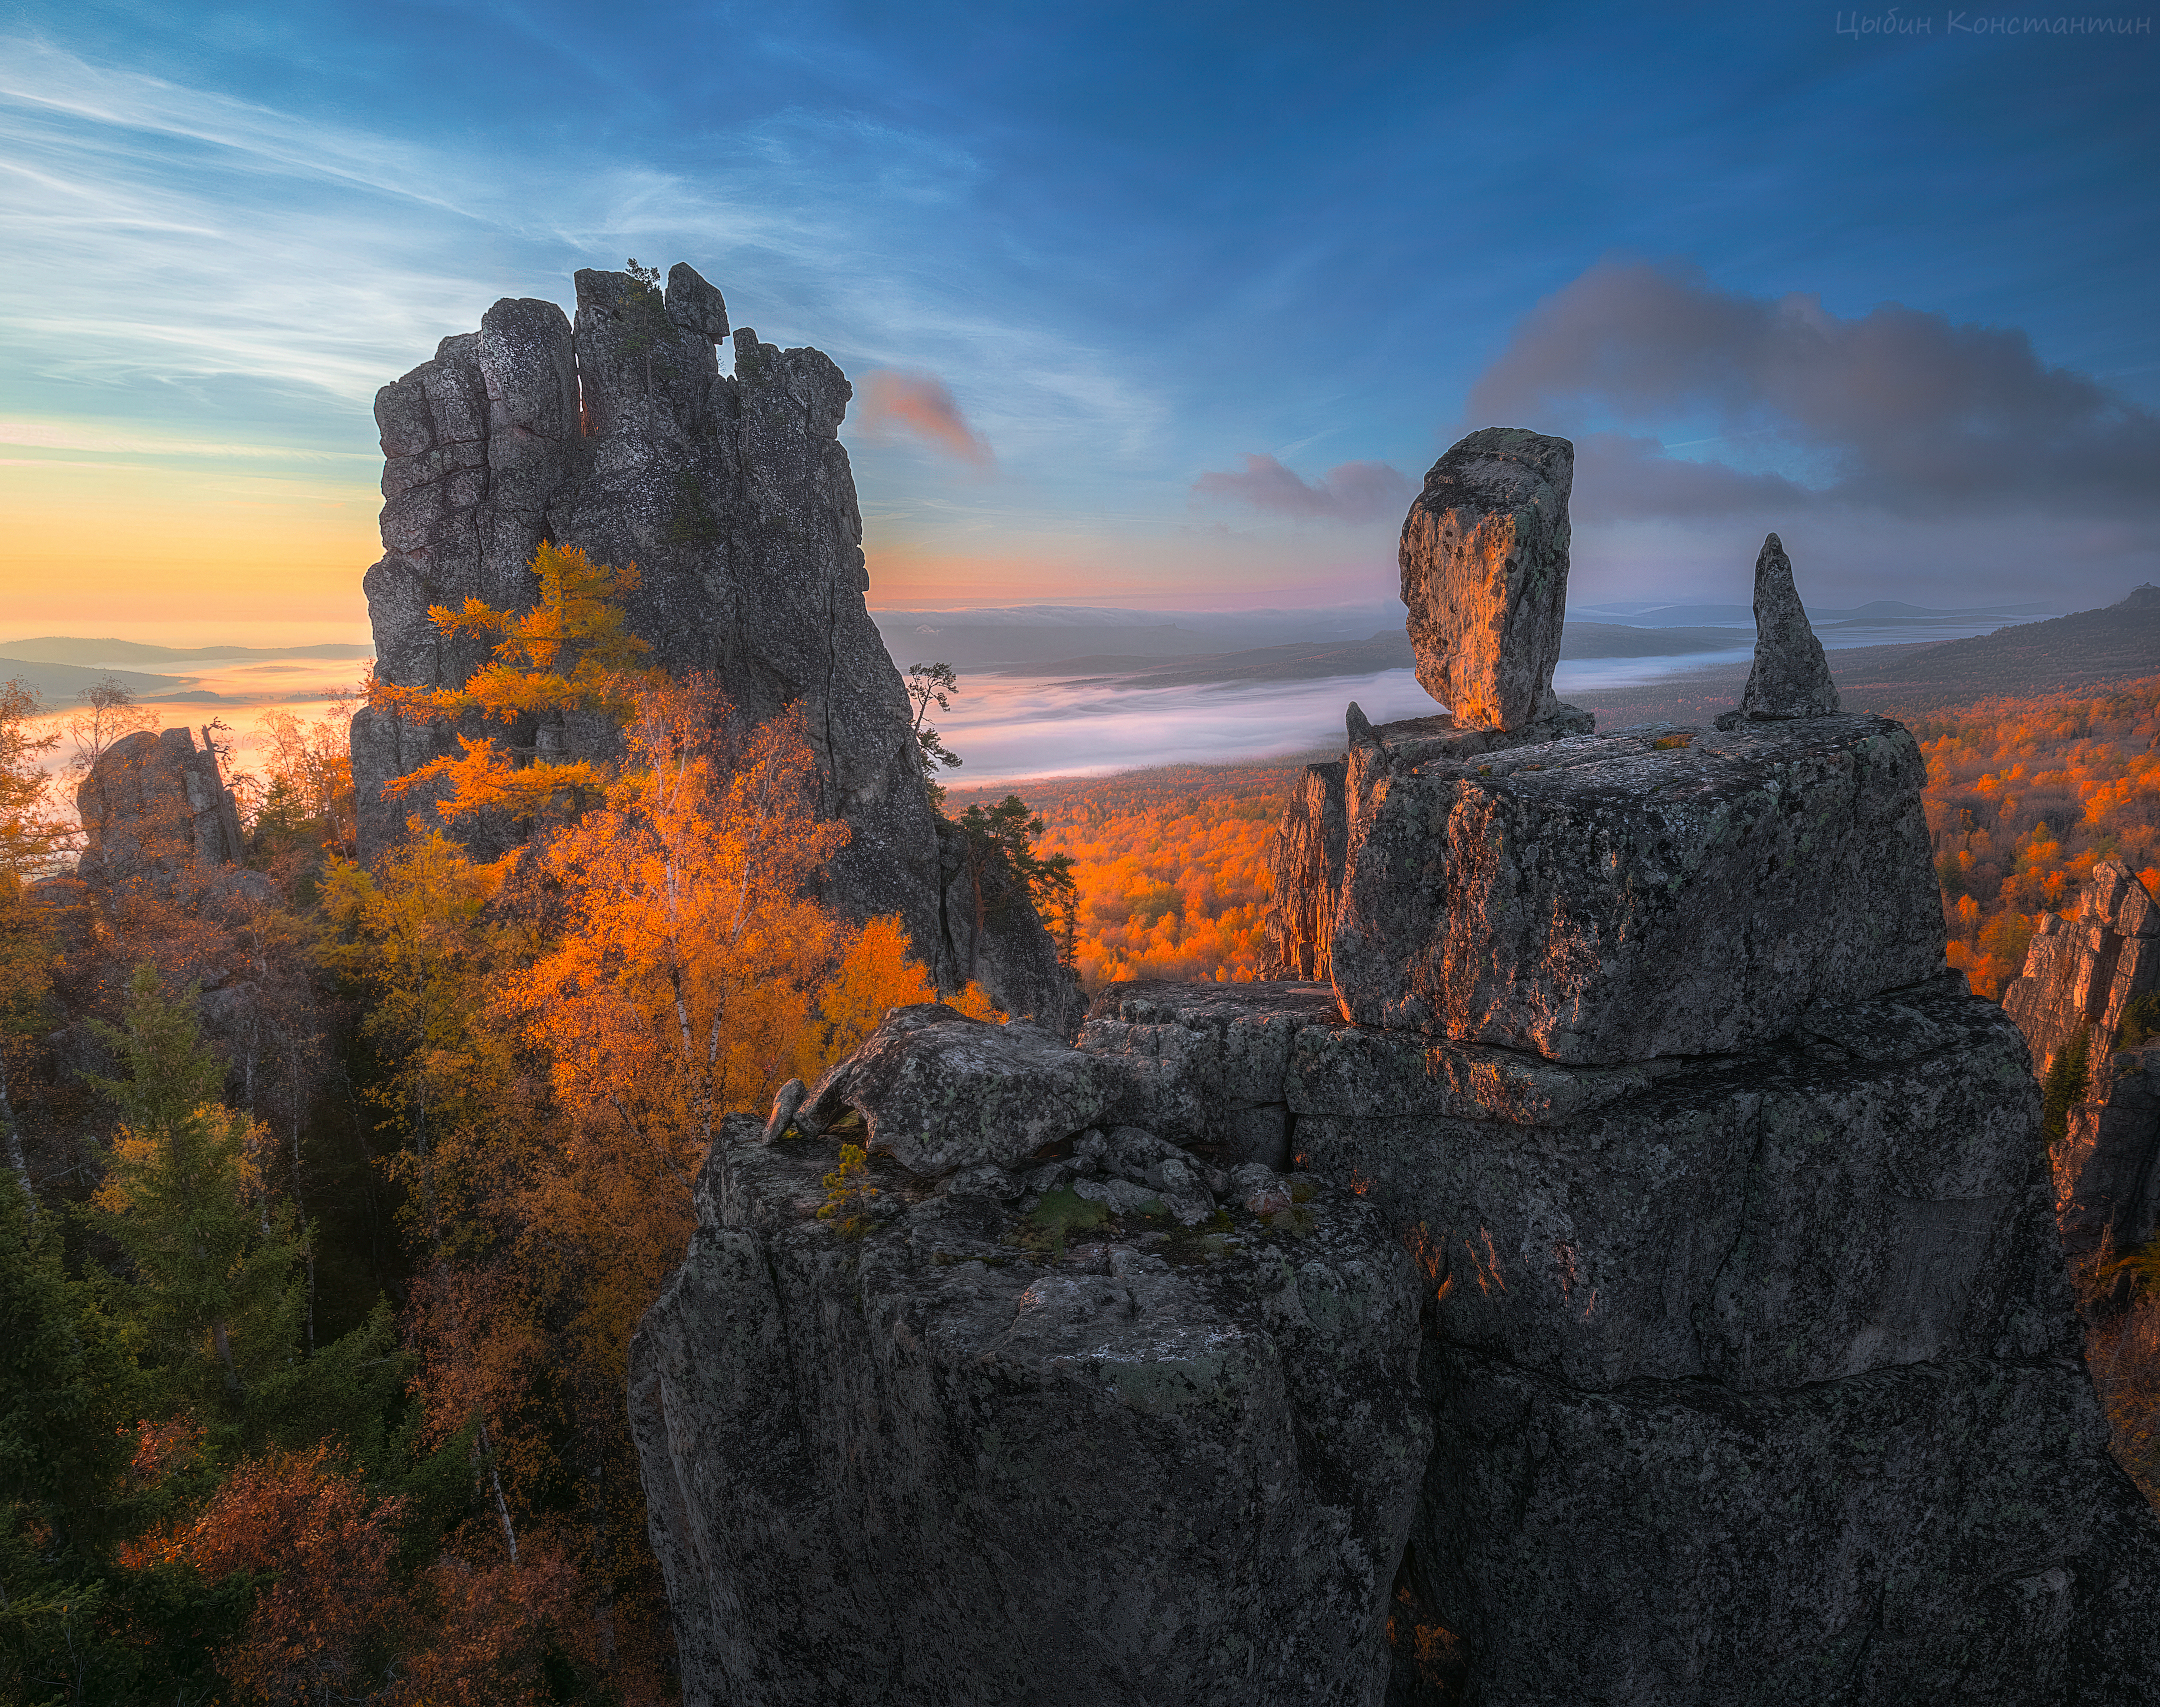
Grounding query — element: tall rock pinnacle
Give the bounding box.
[1733,531,1839,721]
[1399,427,1579,731]
[354,261,1071,1026]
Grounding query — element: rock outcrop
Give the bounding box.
[632,1104,1427,1707]
[356,263,1069,1025]
[1718,530,1840,725]
[1330,715,1945,1061]
[2005,859,2160,1075]
[636,442,2160,1699]
[2004,862,2160,1281]
[1265,427,1594,981]
[76,726,247,886]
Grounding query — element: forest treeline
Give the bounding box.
[1,549,1006,1705]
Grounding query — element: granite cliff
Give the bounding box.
[355,262,1068,1024]
[630,431,2160,1704]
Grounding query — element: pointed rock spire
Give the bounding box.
[1730,532,1839,723]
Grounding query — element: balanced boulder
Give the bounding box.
[1398,427,1585,733]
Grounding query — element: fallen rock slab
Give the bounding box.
[796,1003,1117,1173]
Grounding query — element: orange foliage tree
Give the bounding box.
[370,541,654,828]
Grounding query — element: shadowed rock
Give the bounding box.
[631,1111,1427,1707]
[77,727,246,885]
[796,1003,1118,1173]
[1722,531,1839,724]
[1399,427,1583,732]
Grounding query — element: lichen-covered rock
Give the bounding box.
[355,263,1069,1026]
[2004,859,2160,1076]
[1260,703,1591,983]
[1076,979,1341,1169]
[630,1115,1428,1707]
[1300,976,2067,1394]
[796,1004,1118,1173]
[1398,427,1583,732]
[76,726,247,885]
[1330,714,1946,1063]
[1405,1346,2160,1705]
[1720,530,1839,724]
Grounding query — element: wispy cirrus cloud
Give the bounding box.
[857,369,994,467]
[1190,453,1413,525]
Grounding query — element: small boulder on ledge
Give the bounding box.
[794,1003,1119,1173]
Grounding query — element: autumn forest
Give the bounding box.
[5,546,2159,1703]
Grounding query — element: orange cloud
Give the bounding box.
[856,369,995,467]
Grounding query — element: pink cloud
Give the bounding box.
[857,369,994,467]
[1191,454,1413,524]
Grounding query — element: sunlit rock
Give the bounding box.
[1399,427,1586,732]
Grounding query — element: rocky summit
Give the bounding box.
[630,439,2160,1702]
[355,262,1068,1025]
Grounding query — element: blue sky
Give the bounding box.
[2,0,2155,637]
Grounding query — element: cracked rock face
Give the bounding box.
[356,263,1069,1026]
[1398,428,1581,732]
[1724,531,1840,723]
[1330,714,1947,1063]
[795,1002,1120,1173]
[630,1114,1427,1707]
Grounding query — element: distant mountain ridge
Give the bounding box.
[0,636,374,665]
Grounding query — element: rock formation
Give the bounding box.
[633,449,2160,1700]
[632,1094,1427,1706]
[76,726,247,887]
[2005,859,2160,1075]
[2004,862,2160,1282]
[356,263,1068,1025]
[1398,427,1585,733]
[1265,428,1593,980]
[1717,531,1839,726]
[1329,716,1944,1059]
